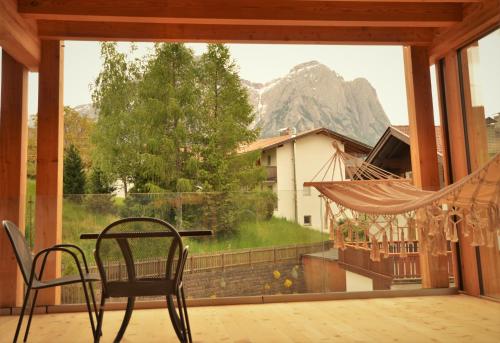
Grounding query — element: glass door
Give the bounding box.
[459,28,500,299]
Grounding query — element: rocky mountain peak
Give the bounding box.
[290,60,321,73]
[244,61,390,145]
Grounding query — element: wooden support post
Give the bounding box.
[434,62,461,290]
[0,51,29,307]
[440,52,481,296]
[403,46,449,289]
[35,40,64,305]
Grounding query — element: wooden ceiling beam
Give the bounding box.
[0,0,40,71]
[37,21,435,45]
[19,0,462,28]
[311,0,479,1]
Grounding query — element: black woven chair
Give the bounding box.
[94,217,191,343]
[2,220,99,342]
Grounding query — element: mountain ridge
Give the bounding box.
[32,61,391,146]
[244,60,390,145]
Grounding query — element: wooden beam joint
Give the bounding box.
[0,0,40,70]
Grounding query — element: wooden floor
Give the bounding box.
[0,295,499,342]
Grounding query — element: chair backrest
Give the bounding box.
[2,220,33,285]
[95,217,184,291]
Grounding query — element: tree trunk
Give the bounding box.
[122,177,128,198]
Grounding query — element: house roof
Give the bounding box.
[365,125,443,167]
[391,125,443,155]
[239,128,372,155]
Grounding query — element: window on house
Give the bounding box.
[303,186,311,196]
[267,155,272,165]
[304,215,312,226]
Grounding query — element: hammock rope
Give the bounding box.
[305,143,500,262]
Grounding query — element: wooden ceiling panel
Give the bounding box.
[19,0,462,28]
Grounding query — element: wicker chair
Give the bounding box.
[2,220,99,342]
[94,217,191,343]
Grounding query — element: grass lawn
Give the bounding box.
[185,217,327,253]
[24,179,37,247]
[24,179,328,273]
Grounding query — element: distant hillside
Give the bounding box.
[29,103,97,128]
[73,103,97,119]
[243,61,391,146]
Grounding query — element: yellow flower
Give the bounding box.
[284,279,293,288]
[273,270,281,279]
[264,283,271,290]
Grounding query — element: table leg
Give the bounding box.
[114,296,135,342]
[115,238,136,342]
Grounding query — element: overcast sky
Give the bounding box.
[20,42,412,125]
[2,32,498,125]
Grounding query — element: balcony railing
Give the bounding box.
[339,242,454,284]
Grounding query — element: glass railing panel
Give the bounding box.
[54,189,445,304]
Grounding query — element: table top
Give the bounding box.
[80,230,213,240]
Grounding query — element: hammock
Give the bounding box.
[304,143,500,261]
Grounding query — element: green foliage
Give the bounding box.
[198,191,276,235]
[84,168,116,214]
[64,106,95,167]
[63,144,86,195]
[184,217,328,253]
[27,126,37,178]
[59,193,327,275]
[61,197,119,274]
[91,42,266,233]
[87,167,115,194]
[134,43,201,190]
[25,179,36,248]
[91,42,141,197]
[196,44,261,192]
[176,178,193,192]
[27,106,95,178]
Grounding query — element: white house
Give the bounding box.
[240,128,371,229]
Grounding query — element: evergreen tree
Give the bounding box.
[91,43,264,196]
[63,144,86,194]
[134,43,200,191]
[196,44,261,191]
[87,167,115,194]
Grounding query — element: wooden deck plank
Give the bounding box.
[0,295,498,342]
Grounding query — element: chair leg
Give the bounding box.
[176,290,187,342]
[81,279,96,337]
[88,281,99,320]
[180,286,192,343]
[13,286,31,343]
[166,294,184,342]
[23,289,39,342]
[114,296,135,342]
[94,298,106,343]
